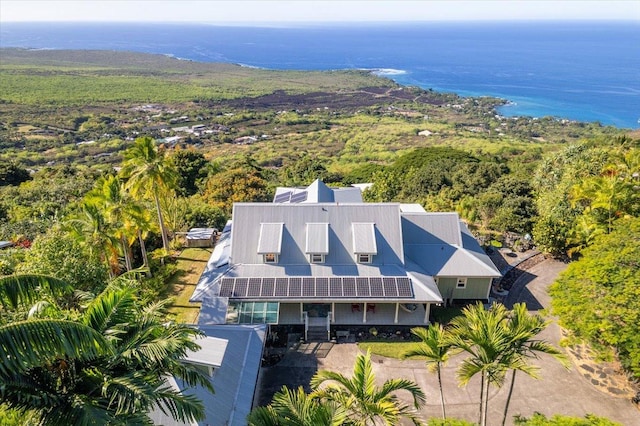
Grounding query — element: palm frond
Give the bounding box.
[0,319,112,378]
[83,287,137,333]
[153,385,206,424]
[0,274,71,310]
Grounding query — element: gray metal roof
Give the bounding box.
[198,296,230,324]
[401,212,462,246]
[257,223,284,254]
[230,203,404,266]
[352,222,378,255]
[148,324,266,426]
[184,335,228,368]
[306,223,329,254]
[404,244,501,277]
[192,203,499,306]
[401,212,499,277]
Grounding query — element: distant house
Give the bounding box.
[191,180,500,339]
[233,136,258,145]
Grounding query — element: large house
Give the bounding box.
[191,180,500,339]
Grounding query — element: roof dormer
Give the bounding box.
[257,223,283,263]
[306,222,329,263]
[352,222,377,263]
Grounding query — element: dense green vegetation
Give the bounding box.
[0,275,213,425]
[550,218,640,377]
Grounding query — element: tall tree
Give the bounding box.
[500,303,568,426]
[120,136,177,252]
[85,175,149,272]
[247,386,347,426]
[448,302,514,426]
[310,351,426,426]
[65,201,120,276]
[403,324,454,420]
[0,275,213,425]
[171,150,210,197]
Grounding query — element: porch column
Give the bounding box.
[331,302,335,322]
[394,303,399,324]
[300,303,304,322]
[363,302,368,323]
[423,303,431,324]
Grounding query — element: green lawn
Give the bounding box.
[166,247,212,324]
[357,341,427,360]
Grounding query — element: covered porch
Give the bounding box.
[278,302,431,326]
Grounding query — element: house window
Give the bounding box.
[456,278,467,289]
[357,253,372,263]
[310,253,325,264]
[264,253,278,263]
[229,302,279,324]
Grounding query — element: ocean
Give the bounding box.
[1,22,638,129]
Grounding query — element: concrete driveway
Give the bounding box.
[256,259,640,425]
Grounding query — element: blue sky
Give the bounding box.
[1,1,638,23]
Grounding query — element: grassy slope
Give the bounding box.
[166,247,213,324]
[0,48,395,104]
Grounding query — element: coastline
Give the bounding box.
[1,44,638,130]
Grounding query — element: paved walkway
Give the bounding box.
[256,259,640,425]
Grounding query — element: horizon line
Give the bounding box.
[2,18,639,25]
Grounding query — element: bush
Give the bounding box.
[514,412,621,425]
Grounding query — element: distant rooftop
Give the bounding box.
[273,179,363,204]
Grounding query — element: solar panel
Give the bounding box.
[216,276,413,300]
[289,191,308,203]
[262,278,275,297]
[329,277,342,297]
[356,277,370,297]
[247,277,262,297]
[343,277,356,296]
[275,278,288,296]
[234,278,248,297]
[302,277,315,297]
[316,278,329,297]
[382,277,397,297]
[397,277,413,297]
[289,277,302,297]
[219,278,234,297]
[274,191,291,203]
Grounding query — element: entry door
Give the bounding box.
[303,303,330,317]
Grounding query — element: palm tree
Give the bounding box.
[310,350,426,426]
[448,302,514,426]
[120,136,178,253]
[247,386,347,426]
[0,274,213,425]
[86,175,152,273]
[65,201,120,276]
[500,303,569,426]
[403,324,454,419]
